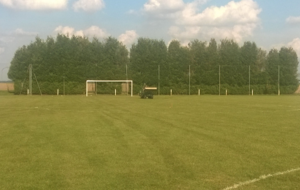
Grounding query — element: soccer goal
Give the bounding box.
[86,80,133,97]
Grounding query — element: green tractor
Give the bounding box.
[140,85,157,99]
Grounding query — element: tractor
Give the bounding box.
[140,84,157,99]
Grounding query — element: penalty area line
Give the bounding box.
[222,167,300,190]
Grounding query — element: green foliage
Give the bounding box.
[167,40,190,87]
[266,49,280,85]
[130,38,167,87]
[279,47,299,86]
[8,35,129,94]
[8,35,299,95]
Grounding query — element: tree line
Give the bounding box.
[8,34,299,95]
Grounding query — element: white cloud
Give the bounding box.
[0,29,36,52]
[54,25,109,39]
[0,47,4,54]
[144,0,185,14]
[74,30,84,37]
[0,0,67,10]
[286,16,300,24]
[288,38,300,58]
[73,0,105,12]
[0,36,14,43]
[14,28,37,36]
[80,26,109,38]
[118,30,138,48]
[178,0,260,26]
[143,0,261,43]
[54,26,75,37]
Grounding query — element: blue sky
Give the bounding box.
[1,0,300,80]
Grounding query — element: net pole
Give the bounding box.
[219,65,220,96]
[131,81,133,97]
[189,65,190,95]
[278,65,280,96]
[96,64,98,95]
[249,65,250,96]
[34,73,42,95]
[29,64,32,95]
[63,76,65,96]
[20,77,27,95]
[158,65,160,96]
[126,64,128,95]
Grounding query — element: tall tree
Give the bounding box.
[103,37,129,80]
[206,38,219,67]
[239,41,258,86]
[252,48,268,85]
[130,38,167,87]
[168,40,190,87]
[219,39,240,85]
[8,35,298,95]
[204,39,219,85]
[279,47,299,87]
[188,40,206,85]
[266,49,280,85]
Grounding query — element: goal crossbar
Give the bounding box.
[86,80,133,97]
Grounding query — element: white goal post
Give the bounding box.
[86,80,133,97]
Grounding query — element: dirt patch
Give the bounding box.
[295,85,300,94]
[0,82,14,91]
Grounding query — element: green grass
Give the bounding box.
[0,95,300,190]
[0,90,14,96]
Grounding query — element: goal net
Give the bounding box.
[86,80,133,97]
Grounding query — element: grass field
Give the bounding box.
[0,94,300,190]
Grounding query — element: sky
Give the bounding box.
[1,0,300,81]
